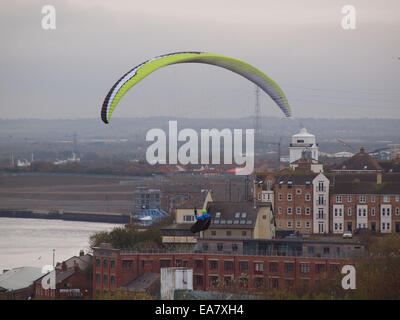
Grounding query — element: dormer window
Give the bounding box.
[215,212,221,218]
[241,212,247,218]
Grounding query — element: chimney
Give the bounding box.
[74,264,80,273]
[61,261,67,271]
[79,250,84,257]
[377,171,382,185]
[360,146,365,154]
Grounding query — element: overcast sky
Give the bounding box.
[1,0,399,120]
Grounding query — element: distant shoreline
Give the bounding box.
[0,209,129,224]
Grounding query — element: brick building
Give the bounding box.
[34,252,92,300]
[255,147,400,235]
[92,243,352,297]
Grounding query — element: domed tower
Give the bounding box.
[289,128,319,164]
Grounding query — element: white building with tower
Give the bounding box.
[289,128,319,164]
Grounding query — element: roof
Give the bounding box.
[333,147,382,171]
[274,170,318,185]
[175,190,210,209]
[207,201,257,229]
[122,273,160,293]
[293,128,315,138]
[0,267,43,291]
[331,181,400,195]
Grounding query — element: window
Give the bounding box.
[96,273,100,283]
[263,215,267,220]
[318,208,324,219]
[110,275,115,285]
[360,195,366,203]
[284,262,294,273]
[195,260,204,270]
[347,195,352,202]
[296,207,301,215]
[215,212,221,218]
[371,195,375,203]
[269,262,279,272]
[194,275,203,286]
[287,207,293,215]
[103,260,108,269]
[318,181,324,192]
[254,278,264,289]
[239,261,249,272]
[296,189,302,195]
[202,243,208,251]
[224,261,233,271]
[396,195,399,202]
[285,279,294,289]
[384,195,390,203]
[315,264,326,273]
[226,230,231,236]
[396,208,399,216]
[111,260,115,269]
[209,276,219,288]
[209,260,218,270]
[235,212,240,218]
[318,195,325,205]
[296,221,301,228]
[330,264,340,273]
[103,274,108,285]
[211,231,216,236]
[300,263,310,273]
[306,194,311,201]
[160,259,171,268]
[241,212,247,218]
[96,259,100,268]
[183,215,194,222]
[254,262,264,273]
[287,221,293,228]
[122,260,133,271]
[242,231,247,236]
[336,196,342,203]
[371,208,376,216]
[232,244,238,252]
[224,276,233,287]
[348,208,352,216]
[287,194,292,201]
[269,278,279,289]
[305,221,311,228]
[278,194,282,201]
[278,207,282,214]
[217,243,223,251]
[306,207,310,215]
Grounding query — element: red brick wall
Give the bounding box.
[93,249,350,296]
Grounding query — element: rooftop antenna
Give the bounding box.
[254,85,262,146]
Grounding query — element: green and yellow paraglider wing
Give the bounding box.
[101,51,291,123]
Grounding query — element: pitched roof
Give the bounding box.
[331,181,400,195]
[175,190,210,209]
[333,147,382,171]
[274,170,318,185]
[122,273,160,293]
[0,267,43,291]
[207,201,257,229]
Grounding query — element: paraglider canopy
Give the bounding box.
[101,51,292,124]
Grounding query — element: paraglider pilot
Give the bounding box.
[190,208,212,233]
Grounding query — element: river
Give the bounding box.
[0,217,120,272]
